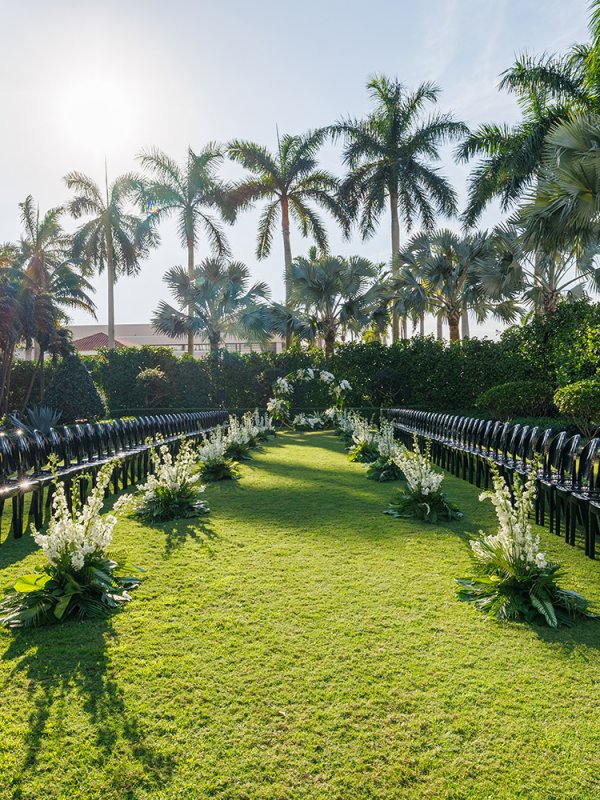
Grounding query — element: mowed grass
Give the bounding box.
[0,432,599,800]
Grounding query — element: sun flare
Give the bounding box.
[61,78,133,154]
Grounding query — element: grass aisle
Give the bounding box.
[1,431,599,800]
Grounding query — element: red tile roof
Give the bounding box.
[72,332,129,351]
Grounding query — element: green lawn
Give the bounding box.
[1,432,599,800]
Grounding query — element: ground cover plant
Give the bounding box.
[0,432,599,799]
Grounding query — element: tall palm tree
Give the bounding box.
[480,222,600,315]
[65,170,157,349]
[137,145,231,355]
[518,114,600,250]
[227,129,346,345]
[390,229,517,342]
[455,0,600,227]
[16,196,96,354]
[280,247,384,358]
[153,257,271,353]
[332,74,467,340]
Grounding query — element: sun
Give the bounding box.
[61,78,133,154]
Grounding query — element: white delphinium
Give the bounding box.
[377,419,398,460]
[114,439,206,519]
[393,437,444,496]
[33,460,118,572]
[351,414,378,448]
[472,468,545,572]
[252,411,275,437]
[198,426,227,465]
[324,407,338,421]
[226,415,253,447]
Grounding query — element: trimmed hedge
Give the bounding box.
[44,354,107,423]
[476,380,555,421]
[554,379,600,438]
[77,337,531,414]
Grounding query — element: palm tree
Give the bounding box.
[227,130,346,344]
[65,169,157,349]
[152,257,272,353]
[137,145,231,355]
[480,222,600,315]
[518,114,600,250]
[16,196,96,356]
[390,229,518,342]
[280,247,384,358]
[455,0,600,227]
[0,253,25,413]
[332,74,467,340]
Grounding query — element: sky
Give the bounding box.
[0,0,591,339]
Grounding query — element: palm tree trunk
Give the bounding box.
[105,225,116,349]
[419,313,425,337]
[1,343,15,414]
[390,190,401,343]
[39,349,46,403]
[401,317,408,339]
[448,314,460,343]
[436,314,443,341]
[280,196,293,349]
[324,330,335,360]
[0,345,13,414]
[187,238,195,356]
[461,309,470,340]
[22,351,43,409]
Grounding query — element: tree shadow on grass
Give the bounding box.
[3,619,175,799]
[160,516,218,558]
[0,534,38,571]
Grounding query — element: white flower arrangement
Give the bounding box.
[251,410,276,438]
[472,468,546,571]
[292,412,325,430]
[457,464,595,627]
[35,461,118,572]
[274,376,292,395]
[197,426,241,481]
[320,371,335,383]
[365,419,407,482]
[393,443,445,497]
[266,397,290,419]
[386,435,462,522]
[333,379,352,398]
[1,460,141,628]
[114,438,208,521]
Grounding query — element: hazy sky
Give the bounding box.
[0,0,591,338]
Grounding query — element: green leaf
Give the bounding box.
[53,593,73,620]
[14,573,52,593]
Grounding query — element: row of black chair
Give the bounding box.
[384,408,600,559]
[0,411,229,542]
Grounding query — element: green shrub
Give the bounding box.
[476,381,554,421]
[44,354,107,423]
[136,366,171,408]
[553,379,600,438]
